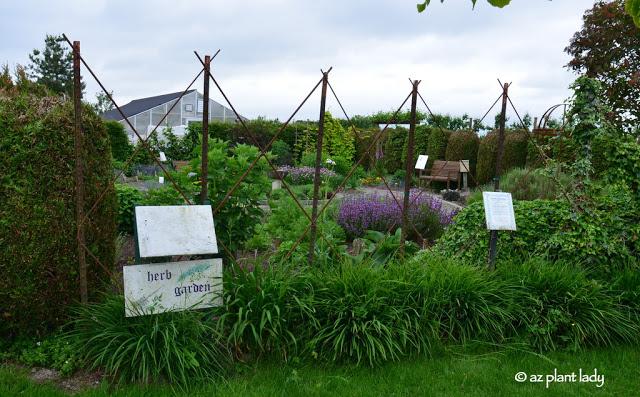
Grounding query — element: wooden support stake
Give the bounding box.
[73,41,87,303]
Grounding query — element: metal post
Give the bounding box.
[201,55,210,204]
[488,82,509,271]
[73,41,87,303]
[400,80,420,257]
[308,70,329,266]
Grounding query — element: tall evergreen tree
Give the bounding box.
[28,34,84,96]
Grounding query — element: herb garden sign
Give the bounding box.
[123,205,222,317]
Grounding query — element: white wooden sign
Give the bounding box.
[135,205,218,258]
[415,155,429,170]
[123,258,223,317]
[459,160,470,173]
[483,192,517,231]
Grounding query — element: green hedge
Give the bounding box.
[425,129,453,170]
[402,124,432,170]
[445,129,479,179]
[383,126,406,174]
[476,129,528,185]
[0,93,117,337]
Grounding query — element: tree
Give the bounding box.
[28,34,84,96]
[416,0,640,28]
[92,90,115,114]
[565,1,640,135]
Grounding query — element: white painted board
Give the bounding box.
[483,192,517,231]
[415,155,429,170]
[123,258,223,317]
[135,205,218,258]
[459,160,470,173]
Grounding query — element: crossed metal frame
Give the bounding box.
[65,34,576,294]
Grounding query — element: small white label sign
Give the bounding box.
[123,258,223,317]
[415,155,429,170]
[136,205,218,258]
[483,192,517,231]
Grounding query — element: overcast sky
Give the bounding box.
[1,0,594,124]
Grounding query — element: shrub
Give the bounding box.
[336,192,456,242]
[280,165,337,185]
[271,139,293,166]
[190,139,273,253]
[383,126,406,174]
[115,184,143,234]
[476,129,528,185]
[105,120,134,162]
[499,258,638,351]
[0,93,117,336]
[65,293,231,386]
[213,262,314,360]
[436,193,639,271]
[466,167,573,205]
[425,129,453,169]
[353,128,380,171]
[445,129,479,178]
[402,124,432,169]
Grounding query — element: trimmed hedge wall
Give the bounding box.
[425,129,453,170]
[476,129,528,185]
[383,126,406,174]
[0,93,117,337]
[445,129,479,180]
[402,124,432,170]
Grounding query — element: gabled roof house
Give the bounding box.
[101,90,245,141]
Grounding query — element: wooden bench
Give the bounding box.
[418,160,461,190]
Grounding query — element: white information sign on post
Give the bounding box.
[135,205,218,258]
[123,258,222,317]
[483,192,517,231]
[415,155,429,170]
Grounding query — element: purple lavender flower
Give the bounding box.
[280,165,337,185]
[336,190,456,241]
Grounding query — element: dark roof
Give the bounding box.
[100,90,197,121]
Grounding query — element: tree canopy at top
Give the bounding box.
[27,34,84,96]
[565,0,640,135]
[417,0,640,28]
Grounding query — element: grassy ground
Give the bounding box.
[2,345,638,396]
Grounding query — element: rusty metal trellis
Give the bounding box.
[65,34,587,303]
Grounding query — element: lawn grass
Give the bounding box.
[3,344,638,396]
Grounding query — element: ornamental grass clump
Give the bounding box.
[65,293,231,387]
[336,192,456,241]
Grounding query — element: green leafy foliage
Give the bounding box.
[436,191,639,271]
[566,1,640,134]
[0,92,117,336]
[104,120,134,162]
[322,111,355,162]
[213,262,314,360]
[191,139,273,253]
[115,184,143,234]
[27,34,84,96]
[383,126,407,174]
[0,331,84,376]
[445,129,479,176]
[500,259,638,351]
[355,228,420,265]
[417,0,511,13]
[402,124,432,170]
[64,293,231,386]
[475,129,528,185]
[425,129,453,170]
[467,166,573,205]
